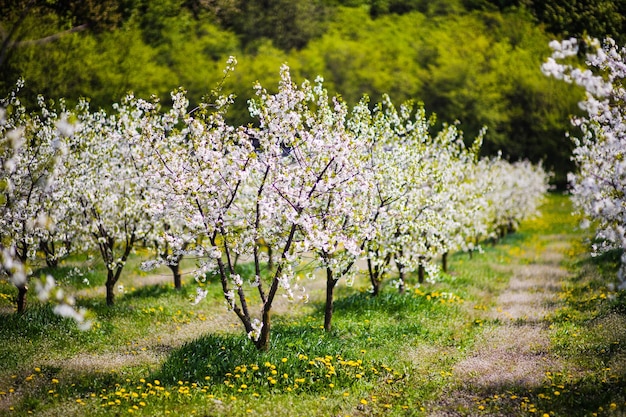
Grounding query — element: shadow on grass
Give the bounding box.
[326,288,461,324]
[32,265,107,289]
[0,305,77,339]
[0,306,84,370]
[123,281,193,301]
[151,333,258,385]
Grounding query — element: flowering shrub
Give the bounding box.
[543,37,626,289]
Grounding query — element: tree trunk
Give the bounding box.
[39,240,59,268]
[105,272,116,306]
[367,258,381,296]
[398,274,405,294]
[395,257,406,294]
[324,268,337,332]
[168,263,182,290]
[17,284,27,313]
[442,252,448,273]
[266,245,274,272]
[418,264,425,284]
[256,308,271,351]
[371,279,381,296]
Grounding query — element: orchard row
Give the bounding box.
[1,60,550,349]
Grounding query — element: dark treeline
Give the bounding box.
[3,0,621,187]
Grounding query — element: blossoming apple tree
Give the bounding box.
[543,37,626,289]
[249,69,374,333]
[58,97,156,306]
[0,85,70,312]
[0,84,89,327]
[138,61,377,345]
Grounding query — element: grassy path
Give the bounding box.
[427,195,626,416]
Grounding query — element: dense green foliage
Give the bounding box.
[0,0,600,186]
[481,0,626,46]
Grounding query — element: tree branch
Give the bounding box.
[9,23,89,48]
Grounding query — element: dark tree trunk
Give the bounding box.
[324,268,337,332]
[442,252,448,273]
[256,308,271,351]
[367,257,381,296]
[266,245,273,272]
[168,263,182,290]
[39,240,59,268]
[105,273,115,306]
[371,279,381,296]
[253,223,298,351]
[418,264,425,284]
[17,284,27,313]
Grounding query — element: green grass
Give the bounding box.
[1,193,625,416]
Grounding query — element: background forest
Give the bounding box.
[2,0,626,187]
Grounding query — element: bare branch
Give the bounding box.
[10,24,89,47]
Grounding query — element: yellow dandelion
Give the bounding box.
[360,399,368,405]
